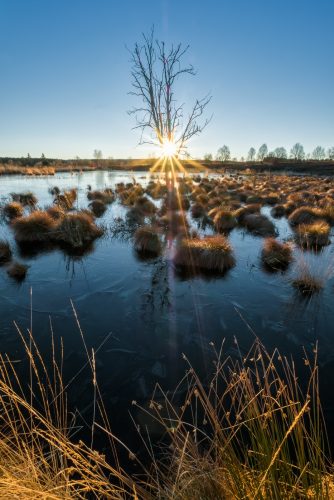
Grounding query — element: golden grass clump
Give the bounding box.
[0,240,12,264]
[296,221,331,248]
[288,206,324,226]
[243,213,276,237]
[12,211,58,243]
[292,270,324,295]
[55,212,103,248]
[88,199,107,217]
[11,191,37,206]
[134,196,157,215]
[134,225,161,256]
[46,205,65,220]
[270,204,286,218]
[212,208,237,232]
[234,204,261,223]
[54,189,77,210]
[87,188,114,204]
[174,235,235,273]
[191,202,206,218]
[261,238,292,271]
[3,201,24,220]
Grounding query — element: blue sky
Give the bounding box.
[0,0,333,159]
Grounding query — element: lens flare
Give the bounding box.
[160,139,177,158]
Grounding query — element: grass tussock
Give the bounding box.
[3,202,24,220]
[11,192,37,206]
[212,208,237,232]
[261,238,293,271]
[87,189,114,204]
[6,261,28,280]
[54,189,77,211]
[134,225,161,256]
[55,212,104,248]
[12,211,58,243]
[174,235,235,274]
[89,199,107,217]
[12,210,103,249]
[288,207,324,227]
[243,213,276,237]
[296,221,331,249]
[292,266,324,296]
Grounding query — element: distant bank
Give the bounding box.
[1,157,334,175]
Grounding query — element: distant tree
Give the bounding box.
[327,147,334,160]
[27,153,31,158]
[257,143,268,160]
[75,155,80,160]
[273,147,287,159]
[290,143,305,160]
[247,147,256,161]
[217,145,231,162]
[240,156,245,162]
[41,153,45,159]
[204,153,213,161]
[312,146,326,160]
[93,149,103,160]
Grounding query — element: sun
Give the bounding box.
[160,138,177,158]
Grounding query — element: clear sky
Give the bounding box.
[0,0,333,159]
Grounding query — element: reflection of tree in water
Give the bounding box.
[141,257,171,314]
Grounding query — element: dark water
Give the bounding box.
[1,170,334,460]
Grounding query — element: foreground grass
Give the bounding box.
[0,317,332,498]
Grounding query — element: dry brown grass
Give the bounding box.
[174,235,235,273]
[243,213,276,237]
[134,226,161,256]
[261,238,293,271]
[87,189,114,204]
[12,211,58,243]
[3,202,24,220]
[288,207,324,226]
[54,212,103,248]
[11,192,37,206]
[296,221,331,248]
[89,199,107,217]
[212,208,237,232]
[6,261,28,280]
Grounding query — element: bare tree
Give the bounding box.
[273,147,287,159]
[327,147,334,160]
[203,153,213,161]
[247,147,256,161]
[217,145,231,162]
[312,146,325,160]
[129,28,211,156]
[93,149,103,160]
[290,143,305,160]
[257,143,268,161]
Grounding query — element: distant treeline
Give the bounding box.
[1,156,334,175]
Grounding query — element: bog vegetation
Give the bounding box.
[0,169,334,497]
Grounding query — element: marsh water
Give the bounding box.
[1,170,334,458]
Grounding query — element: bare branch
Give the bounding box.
[129,27,211,155]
